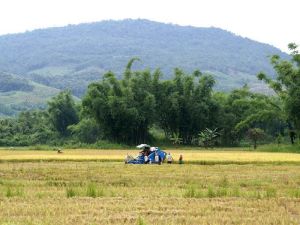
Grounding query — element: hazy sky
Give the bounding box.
[0,0,299,52]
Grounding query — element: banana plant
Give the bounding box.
[170,132,183,147]
[198,128,220,148]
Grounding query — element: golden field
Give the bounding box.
[0,149,300,224]
[1,149,300,164]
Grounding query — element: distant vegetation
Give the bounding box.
[0,19,289,116]
[0,78,60,117]
[0,44,299,150]
[0,72,33,92]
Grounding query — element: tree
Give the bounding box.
[82,59,156,144]
[17,111,55,144]
[47,91,79,136]
[155,69,218,144]
[0,110,55,146]
[83,61,220,145]
[234,91,286,134]
[214,85,285,146]
[247,128,265,149]
[68,118,101,143]
[257,43,300,140]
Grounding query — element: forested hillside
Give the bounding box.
[0,72,60,116]
[0,72,33,92]
[0,19,288,116]
[1,42,299,147]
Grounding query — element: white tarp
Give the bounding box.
[136,144,150,149]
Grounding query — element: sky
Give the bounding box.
[0,0,299,52]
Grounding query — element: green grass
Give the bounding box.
[86,183,97,198]
[1,142,300,153]
[258,143,300,153]
[66,187,76,198]
[5,186,24,198]
[137,216,147,225]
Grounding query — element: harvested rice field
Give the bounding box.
[0,149,300,224]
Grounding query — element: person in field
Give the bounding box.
[154,152,162,164]
[144,154,149,164]
[167,152,173,164]
[179,154,184,164]
[141,146,151,156]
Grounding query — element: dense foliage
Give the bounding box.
[153,69,219,144]
[0,48,298,147]
[0,111,55,146]
[82,59,157,144]
[258,43,300,135]
[47,91,79,136]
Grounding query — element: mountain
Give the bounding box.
[0,72,33,92]
[0,19,288,116]
[0,72,61,116]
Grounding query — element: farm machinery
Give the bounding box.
[125,144,167,164]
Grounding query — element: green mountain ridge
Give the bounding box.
[0,72,33,92]
[0,72,61,116]
[0,19,288,116]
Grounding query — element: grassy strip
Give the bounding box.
[257,144,300,153]
[0,143,299,152]
[1,158,300,165]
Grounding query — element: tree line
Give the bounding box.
[0,44,299,147]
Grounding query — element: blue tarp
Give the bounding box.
[126,148,167,164]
